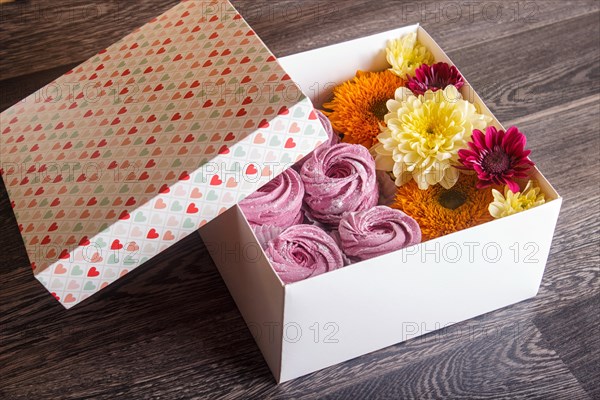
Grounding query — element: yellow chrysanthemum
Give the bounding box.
[373,85,492,190]
[386,32,434,78]
[392,173,495,241]
[322,70,405,148]
[489,180,546,219]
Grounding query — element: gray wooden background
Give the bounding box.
[1,1,599,399]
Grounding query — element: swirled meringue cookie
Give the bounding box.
[301,143,379,226]
[338,206,421,261]
[239,168,304,229]
[265,225,345,284]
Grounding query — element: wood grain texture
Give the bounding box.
[1,1,599,399]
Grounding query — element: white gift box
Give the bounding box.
[199,24,562,383]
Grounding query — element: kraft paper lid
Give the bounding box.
[0,0,328,308]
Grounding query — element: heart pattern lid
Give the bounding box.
[0,0,329,308]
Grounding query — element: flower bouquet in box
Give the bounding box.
[239,32,546,284]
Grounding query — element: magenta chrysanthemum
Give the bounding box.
[458,126,535,193]
[406,62,465,96]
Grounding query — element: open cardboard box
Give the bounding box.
[199,24,562,383]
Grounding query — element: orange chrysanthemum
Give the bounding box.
[323,70,405,148]
[392,173,495,241]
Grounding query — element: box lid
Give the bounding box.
[0,0,328,308]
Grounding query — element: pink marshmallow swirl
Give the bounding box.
[239,168,304,229]
[301,143,379,226]
[265,225,345,284]
[339,206,422,261]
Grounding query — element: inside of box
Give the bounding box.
[245,25,561,286]
[278,25,559,201]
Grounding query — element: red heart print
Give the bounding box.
[179,171,190,180]
[285,138,297,149]
[159,184,170,194]
[119,211,130,220]
[87,267,100,277]
[210,175,223,186]
[258,119,270,129]
[218,145,230,155]
[147,229,159,239]
[246,164,258,175]
[111,240,124,250]
[187,203,199,214]
[59,249,70,259]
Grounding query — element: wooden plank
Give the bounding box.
[316,323,590,400]
[0,0,180,80]
[534,294,600,399]
[447,12,600,122]
[0,0,598,81]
